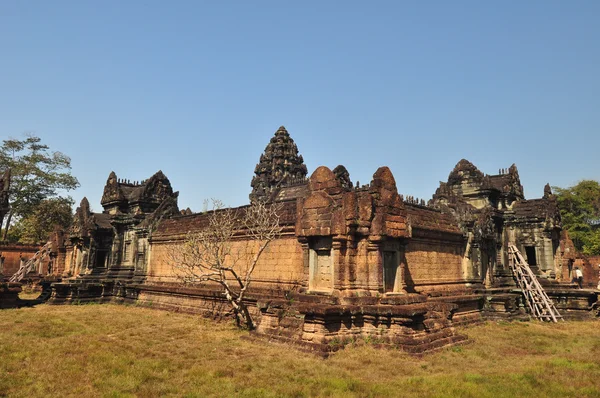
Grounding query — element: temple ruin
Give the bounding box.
[11,126,598,352]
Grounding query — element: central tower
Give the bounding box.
[249,126,308,202]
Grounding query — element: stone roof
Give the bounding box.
[447,159,484,185]
[487,174,513,192]
[119,184,146,202]
[101,170,174,209]
[511,199,550,219]
[405,204,462,235]
[92,212,113,230]
[508,196,561,230]
[486,164,524,198]
[70,197,113,238]
[153,201,298,240]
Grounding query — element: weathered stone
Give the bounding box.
[41,126,599,355]
[249,126,308,203]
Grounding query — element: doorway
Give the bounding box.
[525,246,537,266]
[383,251,398,293]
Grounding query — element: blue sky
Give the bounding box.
[1,1,599,212]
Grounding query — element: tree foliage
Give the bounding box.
[170,199,282,330]
[6,197,74,244]
[554,180,600,255]
[0,134,79,240]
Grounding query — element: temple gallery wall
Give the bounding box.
[10,126,598,353]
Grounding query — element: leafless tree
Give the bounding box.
[171,199,282,330]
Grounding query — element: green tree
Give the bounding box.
[0,134,79,240]
[6,197,74,244]
[554,180,600,255]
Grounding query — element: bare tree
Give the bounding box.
[171,199,282,330]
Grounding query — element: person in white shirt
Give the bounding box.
[574,267,583,289]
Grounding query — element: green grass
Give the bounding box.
[1,305,599,397]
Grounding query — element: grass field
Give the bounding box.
[1,304,599,398]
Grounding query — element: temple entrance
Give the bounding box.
[481,248,494,287]
[309,249,333,291]
[95,250,107,268]
[568,260,573,280]
[308,237,333,292]
[383,251,398,292]
[525,246,537,266]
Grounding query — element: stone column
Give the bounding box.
[332,238,345,292]
[367,239,382,293]
[299,239,309,291]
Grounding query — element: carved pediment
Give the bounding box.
[71,197,95,238]
[101,171,125,205]
[142,170,174,203]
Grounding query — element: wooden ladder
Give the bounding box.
[507,243,563,323]
[8,241,53,283]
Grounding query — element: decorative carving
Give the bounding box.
[500,164,524,198]
[298,165,408,240]
[447,159,484,185]
[101,170,175,214]
[71,197,94,238]
[250,126,308,202]
[473,208,496,241]
[140,193,180,234]
[101,171,125,205]
[142,170,174,203]
[333,165,353,191]
[543,183,553,199]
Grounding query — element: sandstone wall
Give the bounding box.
[147,234,304,286]
[404,238,465,293]
[0,243,41,277]
[587,256,600,288]
[573,256,600,288]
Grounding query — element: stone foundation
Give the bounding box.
[48,279,469,354]
[546,287,598,320]
[0,282,22,309]
[257,294,467,354]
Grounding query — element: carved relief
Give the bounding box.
[250,126,308,202]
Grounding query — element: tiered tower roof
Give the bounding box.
[250,126,308,202]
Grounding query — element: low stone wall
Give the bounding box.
[0,243,42,278]
[547,287,598,320]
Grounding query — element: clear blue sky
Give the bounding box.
[1,1,599,212]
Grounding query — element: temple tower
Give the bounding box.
[250,126,308,202]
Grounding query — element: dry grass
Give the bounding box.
[18,291,41,300]
[1,304,599,398]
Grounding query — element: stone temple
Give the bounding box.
[34,126,598,353]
